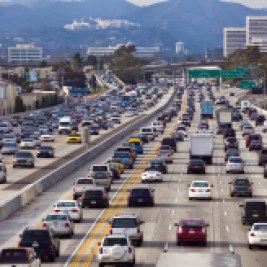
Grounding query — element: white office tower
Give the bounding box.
[223,28,246,57]
[8,44,43,63]
[175,42,185,54]
[246,16,267,53]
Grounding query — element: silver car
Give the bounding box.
[1,142,18,155]
[226,156,245,174]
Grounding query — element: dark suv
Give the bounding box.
[18,227,60,262]
[258,149,267,166]
[80,187,109,208]
[127,186,154,207]
[229,177,253,197]
[161,137,177,152]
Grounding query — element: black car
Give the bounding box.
[90,125,100,135]
[127,186,154,207]
[224,137,238,151]
[18,227,60,262]
[229,177,253,197]
[80,187,109,208]
[187,159,206,174]
[161,137,177,152]
[149,158,167,174]
[37,146,55,158]
[256,115,265,126]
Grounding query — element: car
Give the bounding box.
[140,127,154,141]
[188,180,213,200]
[242,125,254,137]
[66,132,82,143]
[151,120,164,134]
[1,142,18,155]
[30,134,41,147]
[0,247,41,266]
[90,125,100,135]
[176,124,187,137]
[174,218,209,246]
[255,115,265,126]
[249,139,263,151]
[107,163,121,180]
[149,158,167,174]
[223,128,236,138]
[40,133,55,142]
[127,185,155,207]
[258,148,267,166]
[53,200,83,223]
[161,137,177,152]
[2,134,17,144]
[13,151,35,168]
[37,145,55,158]
[98,234,135,267]
[80,187,109,208]
[172,131,184,141]
[112,151,134,169]
[88,165,112,191]
[226,156,244,174]
[224,137,239,151]
[73,177,96,200]
[18,227,60,262]
[246,134,262,148]
[109,213,144,247]
[229,177,253,197]
[225,147,239,161]
[187,159,206,174]
[42,212,74,238]
[19,138,36,149]
[0,163,7,183]
[141,167,163,183]
[106,160,124,174]
[248,223,267,249]
[157,145,174,163]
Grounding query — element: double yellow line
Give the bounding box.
[68,89,188,266]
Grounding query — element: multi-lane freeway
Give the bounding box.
[1,82,267,267]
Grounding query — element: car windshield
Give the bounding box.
[103,238,127,246]
[182,220,203,228]
[254,225,267,231]
[57,202,75,208]
[46,214,68,221]
[0,250,28,263]
[192,182,209,187]
[131,188,150,197]
[112,218,138,228]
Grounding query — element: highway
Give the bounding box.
[1,84,267,267]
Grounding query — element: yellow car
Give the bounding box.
[66,133,82,143]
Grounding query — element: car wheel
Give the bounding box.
[176,241,181,246]
[99,263,105,267]
[203,241,207,247]
[249,244,253,250]
[189,197,192,200]
[230,193,234,197]
[49,252,56,262]
[13,165,16,168]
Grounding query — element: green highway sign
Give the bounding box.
[188,69,221,78]
[240,80,257,89]
[221,70,247,79]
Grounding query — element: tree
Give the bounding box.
[14,96,26,113]
[87,55,97,67]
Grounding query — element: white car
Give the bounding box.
[2,134,17,144]
[53,200,83,223]
[19,138,36,149]
[242,125,254,137]
[40,133,55,142]
[176,125,187,137]
[151,121,164,134]
[141,168,163,183]
[140,127,154,141]
[248,223,267,249]
[188,180,213,200]
[226,156,245,174]
[125,110,134,117]
[42,212,74,237]
[98,234,135,267]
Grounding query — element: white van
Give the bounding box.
[140,127,154,141]
[151,121,164,134]
[58,116,72,134]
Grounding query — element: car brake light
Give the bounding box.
[178,226,183,233]
[18,241,22,247]
[190,189,195,192]
[137,228,141,234]
[128,246,133,253]
[206,189,211,192]
[143,173,147,176]
[250,232,255,237]
[42,223,47,228]
[71,209,79,213]
[156,173,161,176]
[102,194,108,200]
[202,228,206,234]
[99,247,103,254]
[73,186,75,192]
[64,223,70,228]
[128,192,131,198]
[109,229,113,234]
[54,209,61,213]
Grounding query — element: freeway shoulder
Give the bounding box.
[156,252,242,267]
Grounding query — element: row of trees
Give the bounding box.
[14,94,62,113]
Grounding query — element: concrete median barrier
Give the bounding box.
[0,88,176,221]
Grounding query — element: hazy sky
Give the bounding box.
[129,0,267,8]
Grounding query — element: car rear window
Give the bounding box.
[92,166,108,172]
[112,218,138,228]
[114,152,129,158]
[103,238,127,246]
[246,202,265,210]
[229,158,242,163]
[57,202,75,208]
[0,249,28,263]
[192,182,209,187]
[254,225,267,231]
[22,230,50,242]
[131,189,150,197]
[77,179,94,184]
[46,214,68,221]
[85,190,103,198]
[182,221,203,228]
[261,149,267,154]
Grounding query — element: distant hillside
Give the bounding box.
[1,0,267,52]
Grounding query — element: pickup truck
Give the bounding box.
[112,151,134,169]
[73,177,96,200]
[0,247,41,267]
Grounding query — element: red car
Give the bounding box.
[246,134,262,148]
[174,218,209,246]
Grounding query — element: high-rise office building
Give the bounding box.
[8,44,43,63]
[246,16,267,53]
[175,42,185,54]
[223,28,246,57]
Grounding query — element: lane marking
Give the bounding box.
[169,224,172,230]
[224,211,227,216]
[226,226,230,233]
